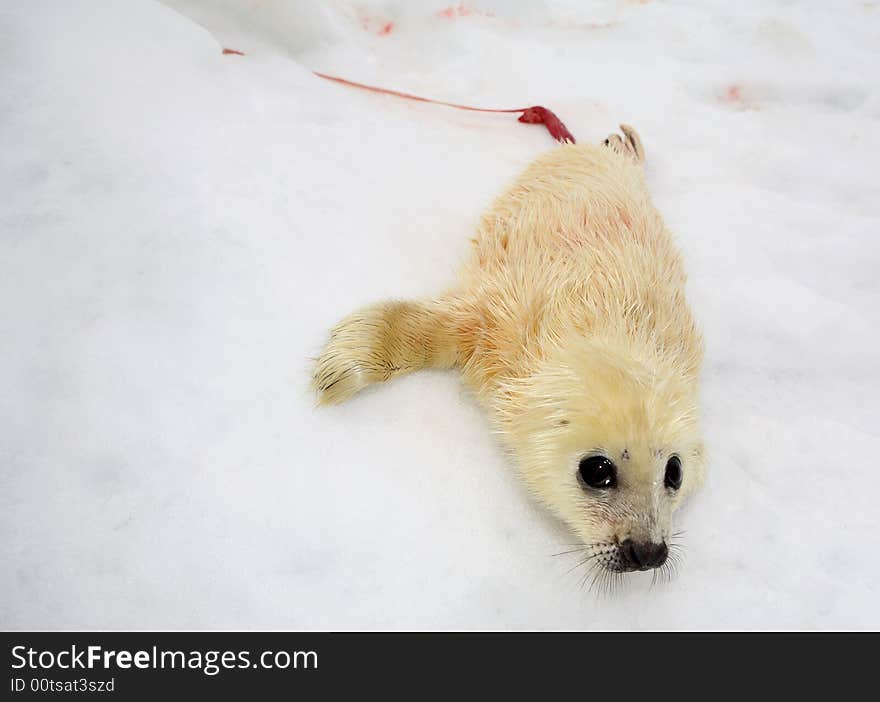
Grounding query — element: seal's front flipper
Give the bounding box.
[313,299,460,405]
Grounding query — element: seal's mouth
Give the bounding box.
[558,537,682,593]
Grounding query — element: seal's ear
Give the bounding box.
[686,440,707,493]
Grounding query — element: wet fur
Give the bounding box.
[314,126,705,561]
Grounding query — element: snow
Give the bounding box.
[2,0,878,630]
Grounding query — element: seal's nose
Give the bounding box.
[620,539,668,570]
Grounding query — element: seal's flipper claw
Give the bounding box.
[619,124,645,164]
[603,125,645,165]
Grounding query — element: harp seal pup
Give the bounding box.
[313,126,705,578]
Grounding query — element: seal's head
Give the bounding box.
[500,333,705,574]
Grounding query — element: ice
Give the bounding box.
[2,0,878,629]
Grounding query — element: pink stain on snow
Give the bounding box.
[436,4,494,19]
[720,83,754,110]
[357,10,395,36]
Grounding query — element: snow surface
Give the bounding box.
[2,0,879,630]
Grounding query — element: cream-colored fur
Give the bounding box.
[314,126,704,569]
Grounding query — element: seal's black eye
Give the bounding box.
[578,456,617,490]
[665,455,683,490]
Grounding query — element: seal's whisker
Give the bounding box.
[563,552,600,577]
[603,570,615,597]
[661,550,683,582]
[579,562,596,590]
[588,564,606,594]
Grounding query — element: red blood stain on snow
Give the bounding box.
[358,10,395,36]
[720,83,754,109]
[436,3,494,19]
[222,47,245,56]
[718,83,758,110]
[437,4,463,17]
[313,72,576,144]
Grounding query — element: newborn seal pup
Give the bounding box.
[314,126,704,579]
